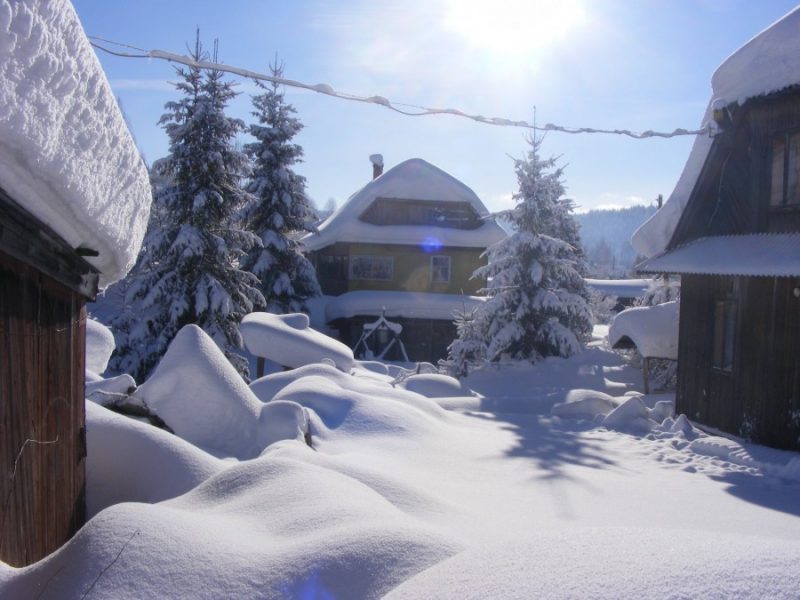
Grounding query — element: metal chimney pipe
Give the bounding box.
[369,154,384,179]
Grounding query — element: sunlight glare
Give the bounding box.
[444,0,586,57]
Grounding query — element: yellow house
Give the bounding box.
[302,156,506,362]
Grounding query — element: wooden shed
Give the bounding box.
[0,188,99,566]
[639,86,800,450]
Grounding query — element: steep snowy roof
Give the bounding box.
[631,7,800,258]
[302,158,506,251]
[0,0,152,287]
[637,234,800,277]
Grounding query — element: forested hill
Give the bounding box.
[574,204,658,277]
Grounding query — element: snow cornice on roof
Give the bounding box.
[631,7,800,259]
[0,0,152,287]
[302,158,506,251]
[637,233,800,277]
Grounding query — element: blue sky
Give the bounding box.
[73,0,799,213]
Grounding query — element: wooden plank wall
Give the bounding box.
[678,274,800,450]
[0,250,86,567]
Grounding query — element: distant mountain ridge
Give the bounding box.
[575,205,657,277]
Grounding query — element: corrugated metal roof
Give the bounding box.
[637,233,800,277]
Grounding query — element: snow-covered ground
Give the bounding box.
[3,326,800,599]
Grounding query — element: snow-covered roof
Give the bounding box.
[325,290,485,322]
[637,234,800,277]
[301,158,506,251]
[0,0,152,287]
[631,7,800,258]
[585,278,652,299]
[609,301,679,360]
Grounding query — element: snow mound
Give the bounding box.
[86,373,136,405]
[0,0,151,286]
[241,311,355,372]
[688,436,761,469]
[250,362,355,402]
[601,396,659,435]
[3,453,460,599]
[274,376,445,440]
[385,527,800,600]
[609,301,679,359]
[632,7,800,258]
[257,400,309,450]
[551,389,620,420]
[134,325,305,458]
[400,373,474,398]
[85,318,115,375]
[86,401,222,517]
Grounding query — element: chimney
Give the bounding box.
[369,154,384,179]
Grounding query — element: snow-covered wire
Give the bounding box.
[89,37,711,139]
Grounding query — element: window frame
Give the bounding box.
[769,130,800,209]
[711,279,738,373]
[348,255,394,281]
[430,254,451,284]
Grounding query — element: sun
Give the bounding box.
[443,0,586,58]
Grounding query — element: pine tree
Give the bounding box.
[109,34,263,381]
[451,137,593,367]
[241,59,320,314]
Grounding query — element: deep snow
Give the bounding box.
[0,0,151,286]
[3,327,800,599]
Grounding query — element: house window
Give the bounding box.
[430,255,451,283]
[712,282,737,372]
[770,132,800,207]
[349,256,393,281]
[317,255,348,280]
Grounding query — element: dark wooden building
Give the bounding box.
[0,189,98,566]
[639,87,800,450]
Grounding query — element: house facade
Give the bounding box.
[639,86,800,450]
[303,157,506,362]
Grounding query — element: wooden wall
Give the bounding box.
[677,274,800,450]
[0,249,87,567]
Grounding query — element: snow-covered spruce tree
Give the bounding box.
[109,35,263,381]
[458,137,593,365]
[441,304,485,377]
[240,60,320,314]
[636,274,681,306]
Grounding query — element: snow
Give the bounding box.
[4,325,800,597]
[301,158,507,251]
[608,301,679,359]
[0,0,151,286]
[638,233,800,276]
[632,7,800,258]
[584,278,651,299]
[326,290,485,322]
[400,373,475,398]
[134,324,309,459]
[85,401,223,518]
[85,318,115,375]
[240,311,355,372]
